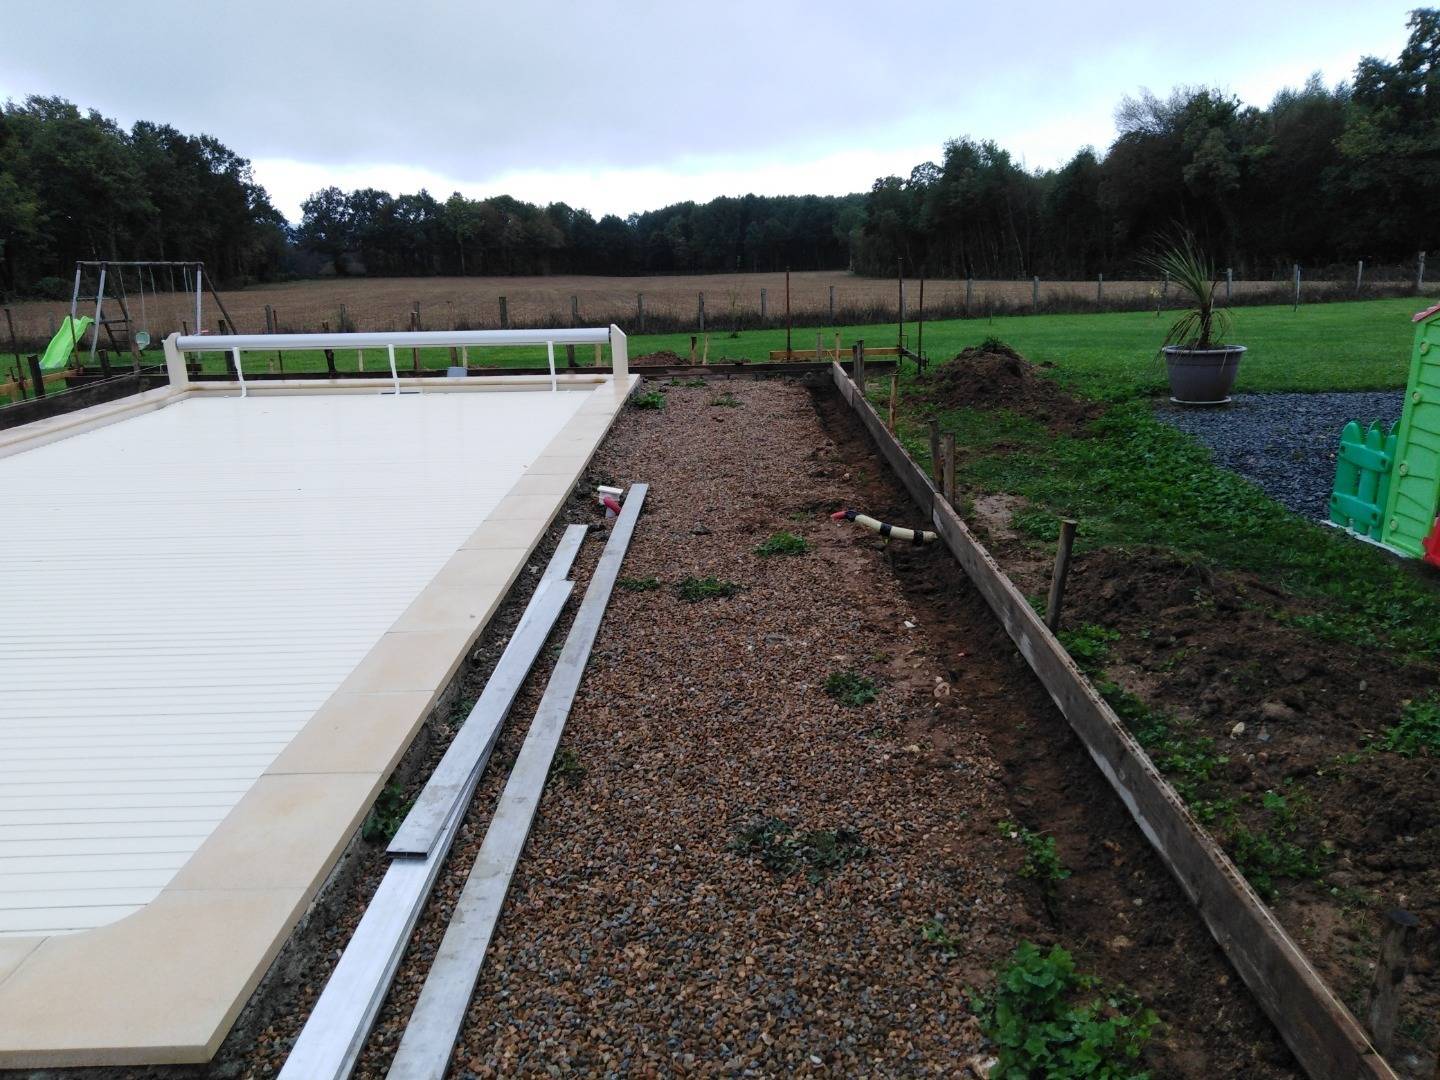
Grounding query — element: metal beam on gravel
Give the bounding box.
[389,525,588,858]
[276,532,586,1080]
[387,484,649,1080]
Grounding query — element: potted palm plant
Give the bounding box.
[1147,235,1244,404]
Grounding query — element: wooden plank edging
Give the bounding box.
[829,362,1395,1080]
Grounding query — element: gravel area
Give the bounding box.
[1155,391,1403,518]
[357,380,1028,1076]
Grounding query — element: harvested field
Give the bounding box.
[3,271,1307,346]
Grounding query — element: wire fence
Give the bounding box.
[2,263,1433,355]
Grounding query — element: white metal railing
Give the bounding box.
[165,326,628,396]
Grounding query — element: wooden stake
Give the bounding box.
[498,296,509,329]
[785,268,792,359]
[1367,909,1418,1058]
[593,343,602,367]
[928,420,942,486]
[689,335,697,364]
[942,433,956,506]
[887,373,898,432]
[410,309,421,371]
[321,320,337,375]
[1045,519,1079,632]
[853,339,866,392]
[28,355,44,398]
[4,307,20,373]
[702,334,709,365]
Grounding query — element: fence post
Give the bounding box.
[1032,276,1039,312]
[1356,260,1365,294]
[570,295,579,326]
[321,320,337,375]
[636,293,644,333]
[928,419,942,486]
[1226,267,1233,303]
[828,284,836,323]
[27,354,44,398]
[698,292,705,333]
[760,287,768,321]
[1419,251,1427,292]
[498,296,509,329]
[853,339,866,392]
[1045,520,1079,632]
[1162,273,1170,301]
[1293,264,1301,311]
[965,276,973,312]
[1097,273,1104,304]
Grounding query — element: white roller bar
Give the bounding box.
[163,325,629,395]
[172,327,614,351]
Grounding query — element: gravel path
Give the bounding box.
[356,380,1027,1077]
[1154,391,1403,519]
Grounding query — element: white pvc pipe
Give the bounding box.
[546,340,556,393]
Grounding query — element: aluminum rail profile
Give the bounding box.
[388,526,589,857]
[172,327,613,352]
[277,530,588,1080]
[387,484,648,1080]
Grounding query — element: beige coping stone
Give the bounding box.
[387,578,508,634]
[0,373,638,1067]
[169,773,379,893]
[0,937,41,990]
[432,546,530,587]
[486,492,570,523]
[267,691,437,775]
[507,470,581,497]
[336,627,477,696]
[0,886,307,1068]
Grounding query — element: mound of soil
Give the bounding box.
[923,342,1101,432]
[632,349,687,366]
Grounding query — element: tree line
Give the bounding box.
[3,8,1440,297]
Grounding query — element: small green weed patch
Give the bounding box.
[548,748,587,788]
[710,392,741,407]
[1000,821,1071,912]
[824,671,878,706]
[617,576,661,592]
[632,390,666,409]
[1058,623,1120,675]
[677,576,742,601]
[971,941,1158,1079]
[729,817,868,882]
[1378,695,1440,757]
[754,531,811,557]
[362,780,414,843]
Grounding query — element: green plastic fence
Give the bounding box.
[1329,420,1398,540]
[1380,313,1440,557]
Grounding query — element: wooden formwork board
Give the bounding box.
[828,362,1395,1080]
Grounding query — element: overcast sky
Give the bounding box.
[1,1,1419,222]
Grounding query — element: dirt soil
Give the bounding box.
[977,534,1440,1076]
[13,376,1297,1079]
[632,349,689,366]
[920,343,1102,433]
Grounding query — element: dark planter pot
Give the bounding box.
[1163,345,1246,405]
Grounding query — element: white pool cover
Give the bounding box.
[0,390,588,936]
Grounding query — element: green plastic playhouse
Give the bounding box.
[1329,301,1440,561]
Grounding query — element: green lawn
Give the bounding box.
[2,295,1422,404]
[631,295,1423,397]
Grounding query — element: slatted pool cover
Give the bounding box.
[0,390,588,936]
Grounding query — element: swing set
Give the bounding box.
[68,260,237,366]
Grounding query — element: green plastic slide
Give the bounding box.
[38,315,93,372]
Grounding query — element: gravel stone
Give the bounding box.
[1155,391,1403,518]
